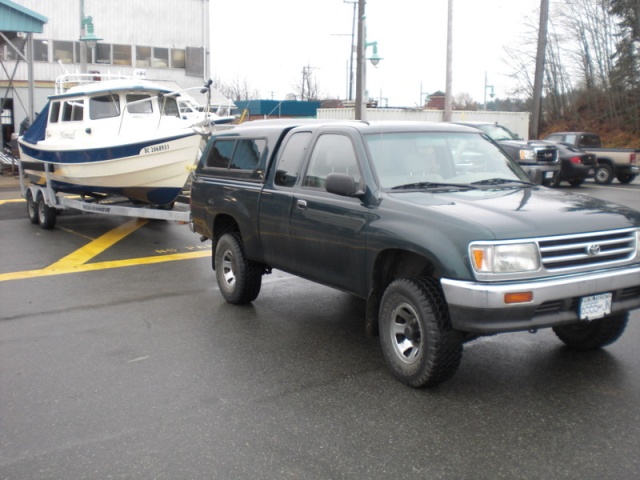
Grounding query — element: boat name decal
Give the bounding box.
[143,143,170,155]
[82,204,111,213]
[60,131,75,140]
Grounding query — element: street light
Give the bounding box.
[79,0,102,74]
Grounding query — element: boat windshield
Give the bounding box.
[365,131,531,190]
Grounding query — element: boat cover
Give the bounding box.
[21,103,49,145]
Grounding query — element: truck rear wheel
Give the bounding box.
[594,163,614,184]
[552,312,628,350]
[214,232,262,304]
[379,277,463,388]
[616,174,636,184]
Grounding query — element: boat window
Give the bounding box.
[61,100,84,122]
[125,94,153,114]
[160,96,180,118]
[49,102,61,123]
[90,95,121,120]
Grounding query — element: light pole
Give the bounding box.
[483,72,495,110]
[79,0,102,74]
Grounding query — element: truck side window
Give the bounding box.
[274,132,312,187]
[207,139,234,169]
[303,134,361,189]
[230,139,267,179]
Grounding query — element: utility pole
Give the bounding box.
[531,0,549,139]
[355,0,366,120]
[443,0,453,121]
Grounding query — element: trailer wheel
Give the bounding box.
[379,277,463,388]
[37,193,57,230]
[214,232,262,304]
[26,189,39,224]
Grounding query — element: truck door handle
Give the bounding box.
[296,199,307,210]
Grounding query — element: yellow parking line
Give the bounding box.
[48,218,148,268]
[0,216,211,282]
[0,250,211,282]
[0,198,24,205]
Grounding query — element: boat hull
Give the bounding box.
[19,133,202,206]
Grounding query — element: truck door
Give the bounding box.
[288,133,369,295]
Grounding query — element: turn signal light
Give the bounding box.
[504,292,533,304]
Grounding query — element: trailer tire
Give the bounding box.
[214,232,262,304]
[26,189,39,224]
[37,193,57,230]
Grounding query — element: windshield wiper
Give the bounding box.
[391,181,477,191]
[470,178,536,187]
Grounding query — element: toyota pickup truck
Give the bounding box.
[544,131,639,184]
[190,120,640,388]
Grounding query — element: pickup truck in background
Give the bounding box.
[452,121,560,186]
[544,132,639,184]
[190,120,640,388]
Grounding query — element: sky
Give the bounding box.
[209,0,542,107]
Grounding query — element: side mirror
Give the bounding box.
[326,173,362,197]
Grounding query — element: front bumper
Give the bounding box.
[441,265,640,334]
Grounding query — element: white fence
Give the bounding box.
[316,109,531,140]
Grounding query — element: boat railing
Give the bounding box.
[55,73,140,94]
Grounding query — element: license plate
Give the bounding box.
[544,171,554,179]
[588,168,594,175]
[579,293,612,320]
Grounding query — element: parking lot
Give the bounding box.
[1,175,640,479]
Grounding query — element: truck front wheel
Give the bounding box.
[594,163,614,184]
[552,312,628,350]
[214,233,262,304]
[379,277,463,388]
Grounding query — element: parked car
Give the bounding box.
[540,141,597,187]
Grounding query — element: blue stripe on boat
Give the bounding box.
[19,132,196,164]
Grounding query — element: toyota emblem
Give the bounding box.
[587,244,601,256]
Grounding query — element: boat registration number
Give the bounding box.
[143,143,170,155]
[579,293,612,320]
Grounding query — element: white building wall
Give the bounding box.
[317,108,531,140]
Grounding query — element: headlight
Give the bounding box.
[519,149,535,161]
[470,243,540,273]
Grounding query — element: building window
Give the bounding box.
[53,41,74,63]
[95,43,111,64]
[152,47,169,68]
[34,40,49,62]
[136,46,151,67]
[171,48,185,68]
[113,44,131,66]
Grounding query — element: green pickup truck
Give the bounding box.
[190,120,640,388]
[544,131,639,184]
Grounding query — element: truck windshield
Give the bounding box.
[365,131,529,189]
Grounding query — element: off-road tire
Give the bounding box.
[552,312,628,350]
[379,277,463,388]
[214,232,262,304]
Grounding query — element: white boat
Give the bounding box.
[18,74,210,206]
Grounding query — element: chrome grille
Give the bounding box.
[539,229,638,272]
[534,147,558,163]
